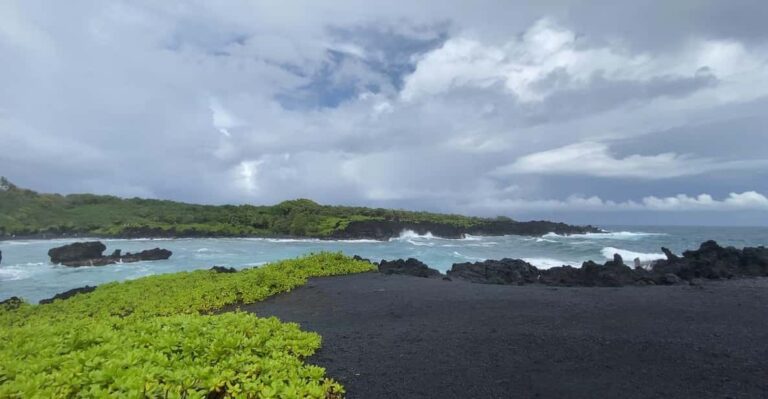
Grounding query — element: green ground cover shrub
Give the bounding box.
[0,252,375,398]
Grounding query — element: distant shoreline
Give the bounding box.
[0,225,603,243]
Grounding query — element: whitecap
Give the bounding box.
[407,240,434,247]
[0,268,30,281]
[522,258,576,269]
[543,231,666,240]
[467,242,498,247]
[461,234,483,241]
[389,230,435,241]
[452,251,486,261]
[601,247,665,264]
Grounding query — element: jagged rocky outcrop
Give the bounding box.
[39,286,97,304]
[48,242,107,264]
[653,240,768,279]
[447,241,768,287]
[330,219,601,240]
[47,241,172,267]
[379,258,442,278]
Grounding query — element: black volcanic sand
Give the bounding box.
[240,273,768,399]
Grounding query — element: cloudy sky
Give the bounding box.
[1,1,767,225]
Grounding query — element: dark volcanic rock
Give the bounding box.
[39,286,97,304]
[652,240,768,280]
[447,255,642,287]
[540,261,639,287]
[379,258,442,278]
[48,241,172,267]
[661,247,679,261]
[210,265,237,273]
[446,241,768,287]
[330,219,600,240]
[48,241,106,264]
[0,296,23,310]
[119,248,172,263]
[448,258,539,285]
[0,249,2,264]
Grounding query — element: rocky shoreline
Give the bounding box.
[24,239,767,305]
[364,240,768,287]
[0,219,601,242]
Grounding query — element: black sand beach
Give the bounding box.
[242,273,768,399]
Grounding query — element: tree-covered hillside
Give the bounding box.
[0,177,497,239]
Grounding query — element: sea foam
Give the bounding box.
[522,258,576,269]
[543,231,667,240]
[601,247,665,264]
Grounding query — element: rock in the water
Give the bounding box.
[48,241,106,264]
[39,286,97,304]
[47,241,172,267]
[0,249,3,264]
[210,265,237,273]
[448,258,539,285]
[119,248,172,263]
[379,258,442,278]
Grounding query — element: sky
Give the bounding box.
[1,1,767,226]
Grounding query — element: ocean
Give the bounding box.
[2,225,767,303]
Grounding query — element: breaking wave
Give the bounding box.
[0,262,46,281]
[522,258,576,269]
[601,247,665,263]
[543,231,667,240]
[390,230,436,241]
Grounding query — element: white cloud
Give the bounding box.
[468,191,768,212]
[494,142,768,179]
[401,18,768,105]
[641,191,768,211]
[209,98,239,137]
[234,160,263,193]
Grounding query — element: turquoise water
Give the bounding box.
[2,226,767,303]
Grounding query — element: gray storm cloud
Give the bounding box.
[1,0,767,225]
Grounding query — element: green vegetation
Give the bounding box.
[0,252,375,398]
[0,178,492,238]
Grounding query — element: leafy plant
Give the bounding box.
[0,252,375,398]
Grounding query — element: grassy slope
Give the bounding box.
[0,252,375,398]
[0,178,495,239]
